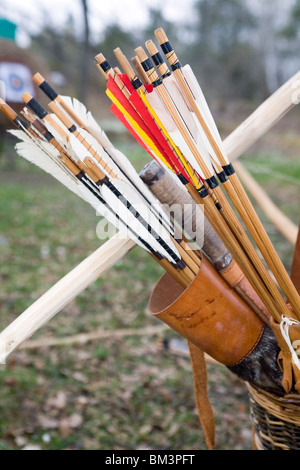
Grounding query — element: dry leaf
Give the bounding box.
[15,436,28,447]
[139,424,152,436]
[66,414,83,428]
[72,372,88,384]
[59,414,83,438]
[38,414,59,430]
[46,391,67,410]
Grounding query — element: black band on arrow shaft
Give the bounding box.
[223,163,235,176]
[217,171,228,184]
[152,78,163,88]
[151,52,164,66]
[132,77,143,90]
[177,174,189,185]
[141,58,154,72]
[176,259,187,271]
[154,252,164,261]
[171,61,182,71]
[14,116,29,129]
[100,60,111,73]
[26,98,48,119]
[198,185,209,198]
[160,41,173,55]
[39,81,58,101]
[43,131,53,142]
[206,176,219,190]
[76,170,86,180]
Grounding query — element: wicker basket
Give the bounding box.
[247,383,300,450]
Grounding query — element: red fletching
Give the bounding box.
[108,74,191,182]
[110,103,158,162]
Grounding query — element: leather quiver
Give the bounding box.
[148,257,265,367]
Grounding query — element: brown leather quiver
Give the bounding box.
[148,257,265,367]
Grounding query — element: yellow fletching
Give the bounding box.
[139,91,200,188]
[106,89,172,171]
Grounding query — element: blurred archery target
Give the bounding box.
[0,80,5,99]
[0,62,35,103]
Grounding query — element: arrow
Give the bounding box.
[95,52,200,189]
[95,40,294,323]
[17,91,203,285]
[155,28,300,319]
[113,44,288,322]
[135,39,297,323]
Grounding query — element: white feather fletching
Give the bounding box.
[107,178,180,262]
[9,128,155,254]
[18,92,180,262]
[65,129,180,261]
[163,75,214,176]
[181,65,229,165]
[8,129,84,198]
[60,95,113,150]
[164,75,201,142]
[106,147,174,232]
[57,96,169,205]
[65,128,181,261]
[55,116,174,234]
[76,184,153,254]
[145,90,207,179]
[9,127,180,263]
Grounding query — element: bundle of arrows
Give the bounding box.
[1,27,300,449]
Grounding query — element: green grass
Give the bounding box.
[0,127,299,450]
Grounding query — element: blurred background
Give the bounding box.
[0,0,299,451]
[1,0,300,116]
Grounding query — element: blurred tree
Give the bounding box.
[5,0,296,116]
[280,0,300,76]
[30,11,96,102]
[94,23,136,68]
[281,0,300,39]
[185,0,268,100]
[252,0,295,94]
[142,8,182,54]
[30,15,78,94]
[79,0,90,102]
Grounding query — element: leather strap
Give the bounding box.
[188,342,215,450]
